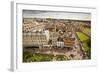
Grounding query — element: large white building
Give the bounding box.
[23,32,48,47]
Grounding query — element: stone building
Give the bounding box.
[23,32,48,47]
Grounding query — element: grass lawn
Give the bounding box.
[76,32,91,58]
[23,51,68,62]
[76,32,89,42]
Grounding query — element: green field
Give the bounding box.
[76,32,91,58]
[23,51,68,62]
[76,32,89,42]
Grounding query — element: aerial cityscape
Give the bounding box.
[22,10,91,62]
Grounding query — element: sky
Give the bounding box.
[23,10,91,21]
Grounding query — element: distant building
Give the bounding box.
[23,21,45,32]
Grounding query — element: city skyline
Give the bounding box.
[23,10,91,21]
